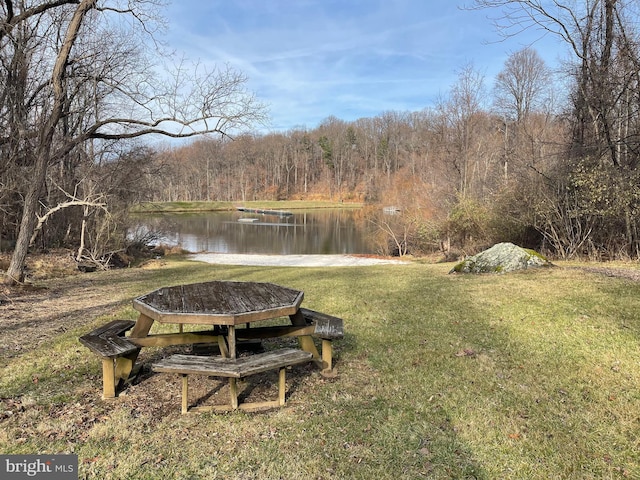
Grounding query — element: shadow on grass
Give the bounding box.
[6,262,638,478]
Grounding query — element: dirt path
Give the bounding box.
[566,265,640,282]
[0,251,158,360]
[0,276,137,360]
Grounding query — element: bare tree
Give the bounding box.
[474,0,640,258]
[1,0,265,284]
[493,47,552,123]
[492,47,558,185]
[473,0,640,167]
[436,63,489,198]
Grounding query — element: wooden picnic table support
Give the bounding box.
[80,282,345,399]
[153,348,313,413]
[78,320,140,399]
[289,310,320,358]
[297,308,344,375]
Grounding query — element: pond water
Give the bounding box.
[133,208,376,255]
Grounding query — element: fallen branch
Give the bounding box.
[30,198,108,247]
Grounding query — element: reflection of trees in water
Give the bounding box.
[134,210,375,254]
[128,216,180,247]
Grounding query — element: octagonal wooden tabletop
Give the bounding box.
[133,281,304,326]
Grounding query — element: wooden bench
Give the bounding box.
[299,308,344,376]
[152,348,313,413]
[79,320,139,399]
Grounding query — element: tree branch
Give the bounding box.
[30,197,108,247]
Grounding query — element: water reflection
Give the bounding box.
[134,209,375,255]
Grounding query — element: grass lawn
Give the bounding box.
[1,258,639,479]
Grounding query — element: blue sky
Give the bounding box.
[164,0,566,133]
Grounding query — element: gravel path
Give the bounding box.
[188,253,410,267]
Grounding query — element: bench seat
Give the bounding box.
[300,308,344,339]
[152,348,313,413]
[79,320,139,399]
[299,308,344,375]
[79,319,137,357]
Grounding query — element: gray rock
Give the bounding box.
[450,242,551,274]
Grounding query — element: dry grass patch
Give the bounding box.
[0,259,639,478]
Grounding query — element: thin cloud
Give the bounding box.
[164,0,565,132]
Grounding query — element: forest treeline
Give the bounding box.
[149,81,562,258]
[3,1,640,284]
[149,30,637,261]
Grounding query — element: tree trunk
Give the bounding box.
[3,155,48,284]
[3,0,96,286]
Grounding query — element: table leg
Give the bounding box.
[228,325,237,359]
[129,313,155,338]
[100,351,141,399]
[101,359,116,399]
[218,334,230,358]
[182,375,189,414]
[289,310,320,359]
[113,314,154,390]
[321,339,335,376]
[278,367,286,406]
[115,352,138,384]
[229,378,238,409]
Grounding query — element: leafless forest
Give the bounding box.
[3,1,640,285]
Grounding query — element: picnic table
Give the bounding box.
[131,280,309,359]
[80,280,344,408]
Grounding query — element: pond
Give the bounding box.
[133,208,377,255]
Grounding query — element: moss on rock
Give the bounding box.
[450,242,551,274]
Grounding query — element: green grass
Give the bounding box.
[1,259,639,479]
[132,200,363,213]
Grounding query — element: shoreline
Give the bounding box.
[188,253,409,267]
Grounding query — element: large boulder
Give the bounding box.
[450,242,551,274]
